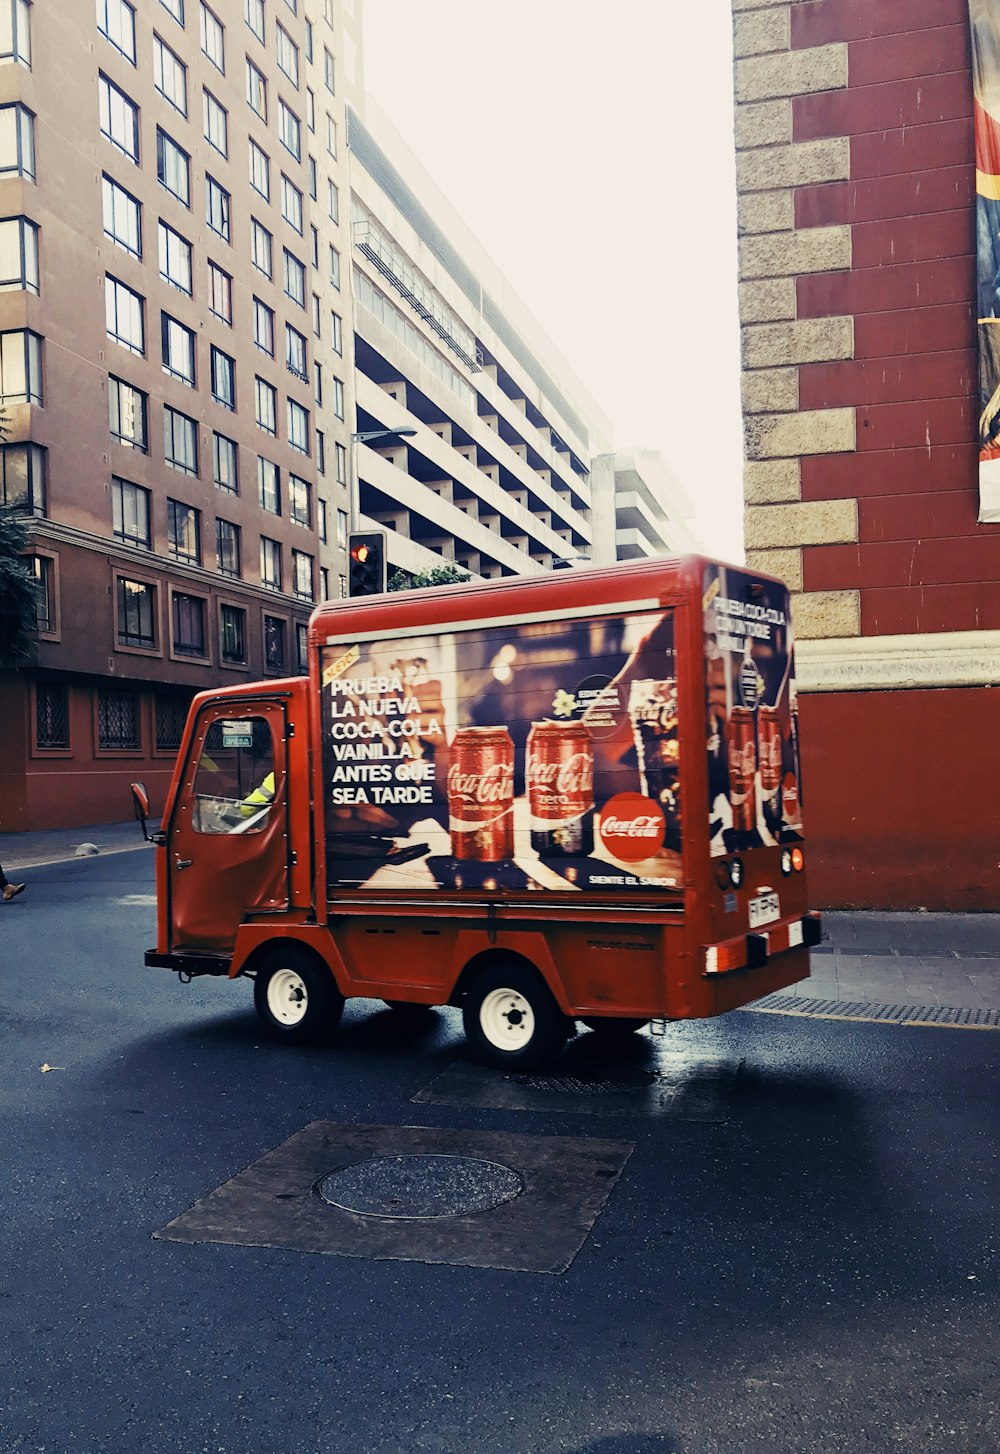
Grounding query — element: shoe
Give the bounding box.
[2,883,25,901]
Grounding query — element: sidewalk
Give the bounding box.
[1,822,997,1012]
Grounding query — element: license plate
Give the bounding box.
[749,891,780,928]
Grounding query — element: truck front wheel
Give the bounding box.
[253,946,344,1045]
[462,963,569,1071]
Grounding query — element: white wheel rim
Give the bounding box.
[479,987,535,1051]
[267,967,309,1026]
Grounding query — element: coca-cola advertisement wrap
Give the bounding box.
[702,564,804,857]
[320,608,682,893]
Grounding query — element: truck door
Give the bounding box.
[166,700,291,954]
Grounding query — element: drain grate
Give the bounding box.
[508,1067,657,1096]
[749,994,1000,1029]
[317,1154,523,1220]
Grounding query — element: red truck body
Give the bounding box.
[142,555,818,1066]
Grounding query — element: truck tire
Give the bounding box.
[581,1016,649,1039]
[462,963,569,1071]
[253,946,344,1045]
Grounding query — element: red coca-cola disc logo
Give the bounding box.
[598,793,666,862]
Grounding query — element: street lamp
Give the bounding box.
[348,427,417,533]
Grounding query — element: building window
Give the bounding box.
[31,554,53,632]
[116,576,156,648]
[36,682,68,749]
[98,0,136,64]
[255,376,276,434]
[210,345,235,409]
[213,430,238,491]
[172,591,206,656]
[0,328,41,403]
[295,621,308,673]
[258,455,279,513]
[292,549,313,601]
[316,429,325,474]
[323,46,334,93]
[246,58,267,120]
[285,323,307,380]
[206,175,231,241]
[161,312,196,386]
[158,220,192,295]
[306,86,315,132]
[338,574,347,600]
[327,178,339,226]
[159,0,183,26]
[99,74,139,163]
[0,103,34,178]
[329,244,340,289]
[317,498,327,542]
[105,277,144,355]
[251,218,272,277]
[289,473,311,528]
[0,441,45,514]
[109,377,148,452]
[336,507,347,549]
[154,34,187,115]
[331,310,342,355]
[307,154,317,199]
[263,612,285,669]
[102,175,141,258]
[112,476,151,547]
[164,405,198,474]
[281,174,302,233]
[219,604,246,664]
[199,1,224,72]
[156,128,190,207]
[335,441,346,484]
[261,537,281,592]
[249,138,269,199]
[283,248,305,307]
[168,498,201,563]
[208,260,232,323]
[155,694,188,750]
[254,296,274,355]
[276,23,299,87]
[203,88,227,156]
[313,361,322,406]
[332,376,344,420]
[216,517,241,577]
[311,290,320,336]
[278,100,301,160]
[98,688,139,750]
[0,0,29,64]
[319,566,329,599]
[244,0,264,42]
[304,18,313,60]
[0,215,38,294]
[287,398,309,455]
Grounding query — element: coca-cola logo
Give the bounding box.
[729,741,756,778]
[527,751,593,797]
[447,761,513,807]
[782,772,800,820]
[598,793,666,862]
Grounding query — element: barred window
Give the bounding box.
[36,682,69,749]
[98,687,139,750]
[155,693,188,751]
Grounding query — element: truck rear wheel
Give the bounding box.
[253,946,344,1045]
[462,963,569,1071]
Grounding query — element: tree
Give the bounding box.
[387,562,471,592]
[0,505,38,662]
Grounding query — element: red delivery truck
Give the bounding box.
[134,555,820,1068]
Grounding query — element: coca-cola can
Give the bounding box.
[728,706,757,832]
[527,721,594,858]
[447,726,515,861]
[628,678,681,848]
[758,705,782,794]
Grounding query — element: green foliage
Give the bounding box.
[0,506,38,662]
[387,562,471,592]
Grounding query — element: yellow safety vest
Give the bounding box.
[240,771,275,817]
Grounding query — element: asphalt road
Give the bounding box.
[2,851,999,1454]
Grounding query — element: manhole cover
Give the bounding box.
[316,1154,524,1220]
[509,1066,657,1096]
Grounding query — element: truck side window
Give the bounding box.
[192,717,277,835]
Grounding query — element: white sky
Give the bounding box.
[360,0,745,562]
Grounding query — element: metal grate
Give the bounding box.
[508,1068,657,1096]
[749,994,1000,1029]
[155,694,189,751]
[35,682,68,748]
[97,687,138,750]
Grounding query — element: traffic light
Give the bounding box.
[348,530,387,597]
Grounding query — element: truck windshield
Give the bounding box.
[191,716,277,835]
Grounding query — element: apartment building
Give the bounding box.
[0,0,359,830]
[345,102,613,582]
[591,448,701,562]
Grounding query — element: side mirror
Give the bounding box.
[130,781,151,841]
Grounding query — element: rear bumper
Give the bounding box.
[145,949,232,978]
[703,911,822,977]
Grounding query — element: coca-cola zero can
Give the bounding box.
[527,721,594,858]
[447,726,515,861]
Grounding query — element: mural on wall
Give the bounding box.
[971,0,1000,523]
